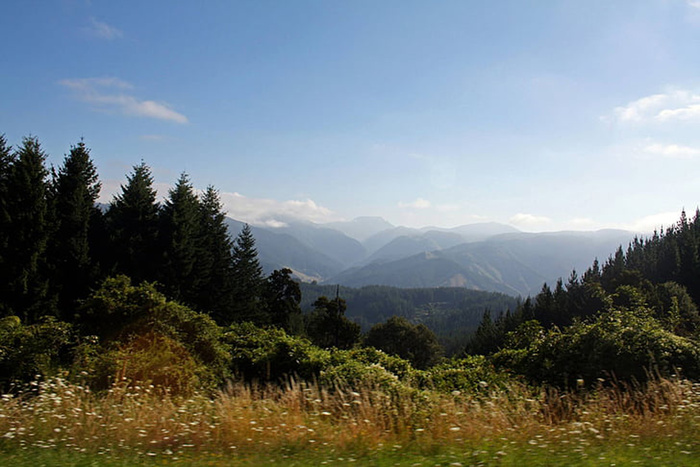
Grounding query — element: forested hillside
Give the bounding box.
[300,284,518,354]
[465,210,700,386]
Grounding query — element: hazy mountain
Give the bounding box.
[361,230,466,265]
[327,230,635,296]
[271,220,367,268]
[361,222,521,260]
[442,222,521,240]
[225,218,344,281]
[323,216,395,242]
[362,226,421,255]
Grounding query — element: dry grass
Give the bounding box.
[0,375,699,463]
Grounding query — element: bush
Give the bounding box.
[494,307,700,387]
[224,322,331,382]
[0,316,74,391]
[417,355,512,394]
[76,276,231,391]
[319,347,418,391]
[364,316,443,369]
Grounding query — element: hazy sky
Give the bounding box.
[3,1,700,232]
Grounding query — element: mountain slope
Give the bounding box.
[267,220,367,268]
[361,230,467,265]
[225,219,344,280]
[328,230,635,296]
[323,216,395,242]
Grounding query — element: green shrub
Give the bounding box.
[418,355,512,394]
[319,347,417,391]
[76,276,231,391]
[224,322,331,382]
[494,307,700,387]
[364,316,443,369]
[0,316,74,391]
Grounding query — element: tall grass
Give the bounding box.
[0,375,699,464]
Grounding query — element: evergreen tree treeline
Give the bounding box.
[0,135,296,329]
[468,210,700,356]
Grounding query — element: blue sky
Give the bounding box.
[3,1,700,232]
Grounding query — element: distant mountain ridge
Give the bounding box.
[226,216,637,297]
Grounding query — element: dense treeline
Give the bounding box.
[467,211,700,386]
[0,135,446,391]
[0,135,376,337]
[0,135,292,327]
[301,283,517,354]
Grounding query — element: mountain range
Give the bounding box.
[225,217,637,297]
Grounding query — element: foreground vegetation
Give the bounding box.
[4,134,700,464]
[1,375,699,465]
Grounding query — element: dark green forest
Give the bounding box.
[3,134,700,396]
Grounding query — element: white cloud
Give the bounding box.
[436,203,460,212]
[609,89,700,123]
[509,213,552,227]
[656,105,700,121]
[643,142,699,159]
[569,217,596,228]
[218,192,338,225]
[624,211,682,233]
[61,77,133,91]
[688,1,700,10]
[60,77,188,124]
[84,18,123,40]
[398,198,432,209]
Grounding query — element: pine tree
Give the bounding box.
[1,136,53,321]
[229,224,265,324]
[0,135,15,317]
[158,173,201,304]
[196,186,235,320]
[106,162,160,283]
[47,140,101,320]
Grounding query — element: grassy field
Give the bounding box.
[1,376,699,466]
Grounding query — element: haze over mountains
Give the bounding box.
[225,217,636,297]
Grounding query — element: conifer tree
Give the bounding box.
[1,137,53,321]
[196,186,235,320]
[159,173,201,304]
[0,137,13,259]
[229,224,265,324]
[106,162,160,283]
[48,140,101,319]
[0,136,14,317]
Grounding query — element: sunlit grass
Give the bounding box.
[1,376,699,465]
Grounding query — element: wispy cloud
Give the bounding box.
[84,17,123,40]
[436,203,460,212]
[398,198,432,209]
[569,217,596,229]
[608,89,700,123]
[509,213,552,228]
[217,192,338,226]
[643,142,700,159]
[60,77,188,124]
[624,211,682,233]
[687,1,700,10]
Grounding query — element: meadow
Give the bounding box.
[1,375,699,466]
